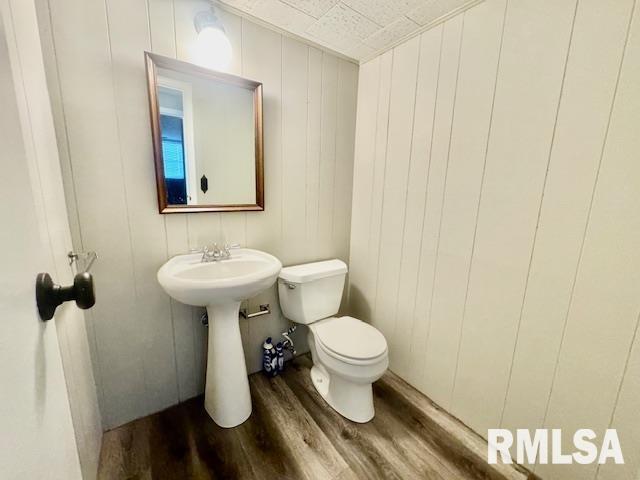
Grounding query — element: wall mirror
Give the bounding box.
[145,52,263,213]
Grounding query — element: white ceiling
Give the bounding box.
[216,0,479,62]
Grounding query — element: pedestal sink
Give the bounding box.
[157,248,281,427]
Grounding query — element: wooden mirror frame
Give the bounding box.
[145,52,264,213]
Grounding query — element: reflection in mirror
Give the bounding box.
[145,52,263,213]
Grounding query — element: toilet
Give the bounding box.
[278,259,388,423]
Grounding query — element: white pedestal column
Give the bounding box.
[204,301,251,428]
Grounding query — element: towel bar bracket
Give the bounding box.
[240,304,270,319]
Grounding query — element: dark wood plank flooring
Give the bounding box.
[98,355,533,480]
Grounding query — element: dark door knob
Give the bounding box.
[36,271,96,321]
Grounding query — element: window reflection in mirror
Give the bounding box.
[159,88,189,204]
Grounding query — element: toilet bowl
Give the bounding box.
[278,259,388,423]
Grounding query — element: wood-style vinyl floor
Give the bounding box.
[98,355,533,480]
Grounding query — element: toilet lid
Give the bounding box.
[314,316,387,361]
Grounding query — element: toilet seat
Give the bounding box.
[311,316,387,364]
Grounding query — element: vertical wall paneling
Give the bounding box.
[359,49,393,334]
[305,47,323,260]
[539,4,640,479]
[41,0,358,428]
[147,0,176,55]
[333,60,358,265]
[348,56,380,318]
[422,0,506,408]
[317,53,338,260]
[45,0,148,428]
[371,35,421,362]
[348,1,640,478]
[106,0,179,416]
[597,317,640,480]
[392,26,442,379]
[407,16,464,390]
[501,0,635,438]
[450,0,577,433]
[242,19,282,259]
[282,37,309,266]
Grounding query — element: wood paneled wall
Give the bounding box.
[37,0,357,429]
[349,0,640,478]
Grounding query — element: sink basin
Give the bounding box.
[157,248,281,428]
[158,249,281,305]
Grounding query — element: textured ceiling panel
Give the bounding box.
[216,0,480,61]
[308,2,380,41]
[280,0,338,18]
[364,15,419,50]
[250,0,316,36]
[407,0,472,25]
[342,0,424,26]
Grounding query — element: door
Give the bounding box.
[0,7,82,478]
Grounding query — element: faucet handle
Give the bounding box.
[222,243,240,258]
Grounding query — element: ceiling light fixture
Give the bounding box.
[193,8,232,71]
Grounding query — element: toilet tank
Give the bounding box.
[278,259,348,324]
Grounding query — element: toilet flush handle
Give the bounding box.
[284,282,296,290]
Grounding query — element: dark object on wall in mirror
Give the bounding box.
[201,174,208,194]
[35,272,96,321]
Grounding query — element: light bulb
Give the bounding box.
[193,27,232,71]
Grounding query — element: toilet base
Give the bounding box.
[310,365,375,423]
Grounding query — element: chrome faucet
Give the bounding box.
[195,243,241,262]
[201,244,220,262]
[222,243,241,258]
